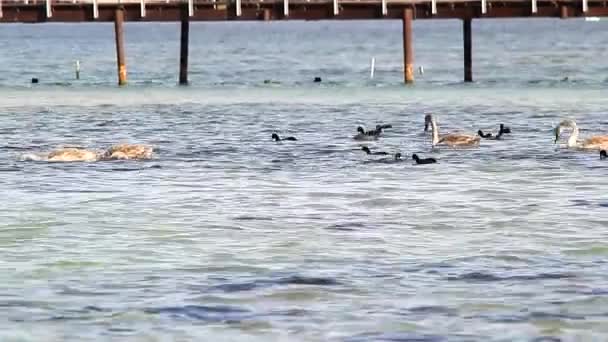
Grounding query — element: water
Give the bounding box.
[1,19,608,341]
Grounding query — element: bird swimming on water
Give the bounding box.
[101,144,154,160]
[353,124,392,141]
[373,124,393,135]
[30,143,153,162]
[499,124,511,134]
[46,147,99,162]
[361,146,389,155]
[425,114,480,147]
[554,119,608,150]
[272,133,297,142]
[353,126,379,141]
[478,130,494,139]
[601,150,607,160]
[478,124,509,140]
[412,153,437,164]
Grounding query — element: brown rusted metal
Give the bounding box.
[403,7,414,84]
[560,4,568,18]
[114,7,127,86]
[179,3,189,85]
[463,18,472,82]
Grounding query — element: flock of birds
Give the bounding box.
[18,114,608,164]
[275,114,608,164]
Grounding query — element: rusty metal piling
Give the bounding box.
[402,8,414,84]
[560,5,568,19]
[114,7,127,86]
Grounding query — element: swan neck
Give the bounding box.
[431,118,439,145]
[567,123,579,147]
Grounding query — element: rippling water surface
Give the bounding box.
[0,19,608,341]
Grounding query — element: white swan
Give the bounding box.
[554,119,608,150]
[425,114,480,147]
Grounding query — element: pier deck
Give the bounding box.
[1,0,606,22]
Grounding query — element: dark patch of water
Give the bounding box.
[446,272,574,282]
[345,332,447,342]
[144,305,251,323]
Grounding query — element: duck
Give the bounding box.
[353,126,379,141]
[46,147,99,162]
[601,150,607,160]
[477,130,494,139]
[101,144,154,160]
[412,153,437,164]
[425,114,480,147]
[361,146,389,155]
[499,124,511,134]
[272,133,297,142]
[554,119,608,150]
[477,124,506,140]
[363,124,393,136]
[370,124,393,135]
[374,152,404,164]
[363,127,383,136]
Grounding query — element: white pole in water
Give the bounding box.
[381,0,387,16]
[370,57,376,79]
[531,0,537,13]
[75,60,81,80]
[419,66,424,75]
[284,0,289,17]
[0,0,3,19]
[236,0,242,16]
[431,0,437,15]
[46,0,52,18]
[582,0,588,12]
[333,0,339,16]
[481,0,487,14]
[140,0,146,18]
[93,0,99,19]
[188,0,194,16]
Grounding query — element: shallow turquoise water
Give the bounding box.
[0,19,607,341]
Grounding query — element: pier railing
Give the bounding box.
[1,0,605,21]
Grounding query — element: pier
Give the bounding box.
[1,0,606,85]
